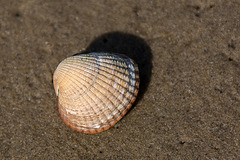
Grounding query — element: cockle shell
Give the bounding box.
[53,52,140,134]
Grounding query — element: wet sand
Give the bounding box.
[1,0,239,159]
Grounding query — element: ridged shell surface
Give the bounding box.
[53,52,139,134]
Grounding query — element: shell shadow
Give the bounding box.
[75,31,152,105]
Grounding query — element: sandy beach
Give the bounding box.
[1,0,239,159]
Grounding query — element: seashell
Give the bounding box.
[53,52,140,134]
